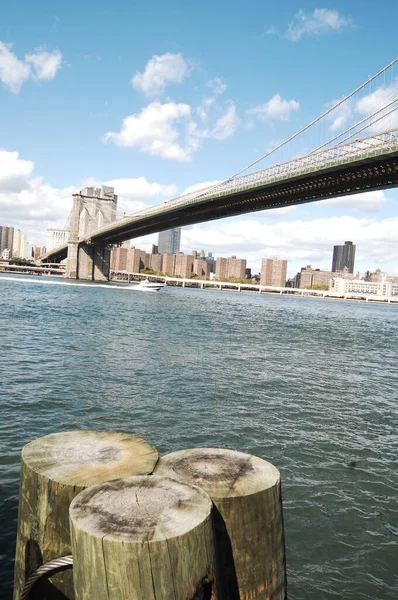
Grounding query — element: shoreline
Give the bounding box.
[111,271,398,307]
[1,271,397,307]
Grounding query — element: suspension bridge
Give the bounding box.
[41,58,398,280]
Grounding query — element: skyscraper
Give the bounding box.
[46,229,69,252]
[332,241,356,273]
[12,229,29,259]
[260,258,288,287]
[158,228,181,254]
[0,225,14,253]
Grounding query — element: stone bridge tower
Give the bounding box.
[66,186,118,280]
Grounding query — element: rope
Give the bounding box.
[21,556,73,600]
[20,555,208,600]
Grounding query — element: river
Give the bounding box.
[0,274,397,599]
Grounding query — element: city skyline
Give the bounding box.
[1,1,398,276]
[1,221,392,282]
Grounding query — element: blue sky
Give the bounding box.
[1,0,398,276]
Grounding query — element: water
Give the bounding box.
[0,274,397,599]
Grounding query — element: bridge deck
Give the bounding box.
[42,130,398,261]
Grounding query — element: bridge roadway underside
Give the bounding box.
[89,153,398,245]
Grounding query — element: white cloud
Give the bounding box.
[0,178,75,244]
[103,102,196,161]
[0,150,179,244]
[196,96,215,122]
[0,41,62,93]
[25,49,62,80]
[0,150,34,191]
[321,191,389,212]
[248,94,300,121]
[210,103,239,139]
[132,52,191,97]
[192,102,239,141]
[327,80,398,134]
[355,83,398,132]
[327,98,352,132]
[3,146,397,277]
[180,213,398,275]
[0,42,31,93]
[104,98,239,161]
[106,177,177,202]
[105,177,177,214]
[0,153,76,240]
[286,8,352,41]
[206,77,227,96]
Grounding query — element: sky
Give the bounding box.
[1,0,398,277]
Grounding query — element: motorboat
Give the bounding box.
[135,278,165,292]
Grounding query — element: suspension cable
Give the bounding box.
[308,98,398,154]
[180,57,398,202]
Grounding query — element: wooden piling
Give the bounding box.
[13,431,158,600]
[69,476,218,600]
[155,448,286,600]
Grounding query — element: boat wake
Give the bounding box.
[0,275,147,291]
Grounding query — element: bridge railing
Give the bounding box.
[48,128,398,252]
[113,129,398,226]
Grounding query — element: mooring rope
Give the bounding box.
[21,555,209,599]
[21,555,73,600]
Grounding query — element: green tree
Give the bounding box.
[312,283,329,291]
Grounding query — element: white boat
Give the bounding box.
[135,279,165,292]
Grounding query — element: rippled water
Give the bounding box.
[1,274,397,599]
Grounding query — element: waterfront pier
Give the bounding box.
[14,432,286,600]
[111,270,398,304]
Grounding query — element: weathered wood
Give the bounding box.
[13,430,158,600]
[155,448,286,600]
[70,475,218,600]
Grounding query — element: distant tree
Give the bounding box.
[9,258,34,266]
[312,283,329,291]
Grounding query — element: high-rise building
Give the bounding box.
[127,248,149,272]
[215,256,247,280]
[193,259,209,277]
[332,241,356,274]
[298,265,333,289]
[46,229,69,252]
[174,253,194,278]
[110,247,128,271]
[32,246,46,260]
[162,253,176,275]
[260,258,288,287]
[226,256,247,279]
[12,230,29,259]
[158,228,181,254]
[150,254,163,272]
[215,257,228,280]
[0,225,14,253]
[192,249,216,273]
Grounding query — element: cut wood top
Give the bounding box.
[154,448,280,499]
[22,431,158,486]
[70,475,212,542]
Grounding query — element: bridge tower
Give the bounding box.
[66,186,117,280]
